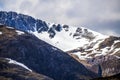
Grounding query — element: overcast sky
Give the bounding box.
[0,0,120,36]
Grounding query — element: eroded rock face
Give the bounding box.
[87,55,120,77]
[99,36,120,49]
[92,73,120,80]
[69,54,120,77]
[0,25,98,80]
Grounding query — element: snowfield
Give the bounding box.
[6,58,32,72]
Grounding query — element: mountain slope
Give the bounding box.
[0,25,99,80]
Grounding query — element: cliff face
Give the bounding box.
[87,55,120,77]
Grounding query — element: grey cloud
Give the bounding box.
[0,0,120,36]
[82,20,120,36]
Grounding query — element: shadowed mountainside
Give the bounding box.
[0,25,99,80]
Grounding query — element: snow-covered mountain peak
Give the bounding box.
[33,23,108,51]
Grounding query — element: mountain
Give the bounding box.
[0,11,120,77]
[0,25,98,80]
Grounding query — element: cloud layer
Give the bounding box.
[0,0,120,36]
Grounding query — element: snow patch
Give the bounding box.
[114,40,120,44]
[115,55,120,59]
[0,31,2,35]
[72,52,91,60]
[111,48,120,55]
[16,30,24,35]
[6,26,14,29]
[6,58,32,72]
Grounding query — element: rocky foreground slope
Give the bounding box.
[0,58,53,80]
